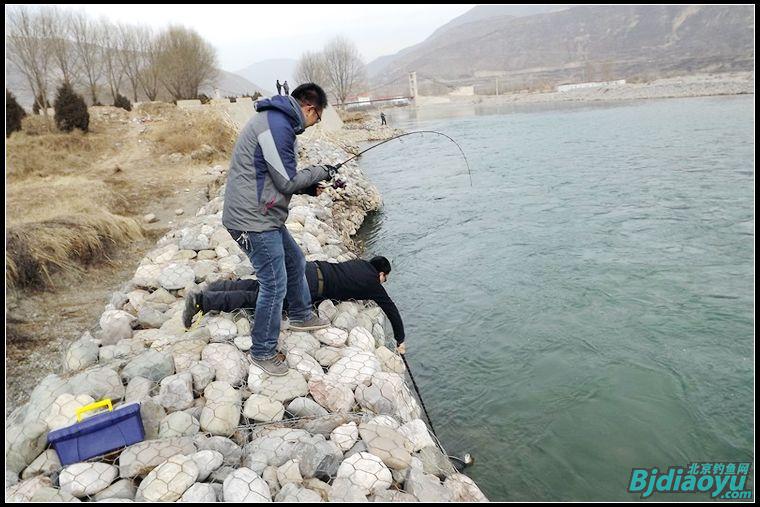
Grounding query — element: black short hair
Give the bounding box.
[291,83,328,110]
[369,256,391,275]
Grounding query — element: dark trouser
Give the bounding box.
[203,265,321,314]
[203,279,261,313]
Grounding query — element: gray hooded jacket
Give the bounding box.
[222,95,329,233]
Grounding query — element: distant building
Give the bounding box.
[556,79,626,92]
[449,86,475,96]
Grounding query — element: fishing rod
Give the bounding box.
[333,130,473,187]
[401,353,475,472]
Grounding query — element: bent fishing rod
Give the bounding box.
[333,130,473,187]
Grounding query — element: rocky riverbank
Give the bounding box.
[432,72,755,107]
[5,121,488,502]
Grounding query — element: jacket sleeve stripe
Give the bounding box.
[257,128,290,181]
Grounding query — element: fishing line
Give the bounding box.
[334,130,473,187]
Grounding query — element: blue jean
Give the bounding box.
[228,226,312,360]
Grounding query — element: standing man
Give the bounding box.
[276,79,282,95]
[380,111,387,125]
[222,83,337,375]
[283,80,290,95]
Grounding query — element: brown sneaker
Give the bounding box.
[251,354,289,376]
[288,312,330,332]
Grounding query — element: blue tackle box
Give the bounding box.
[47,399,145,465]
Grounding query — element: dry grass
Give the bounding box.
[6,175,143,289]
[337,109,370,123]
[6,128,114,180]
[147,108,237,159]
[6,212,143,289]
[6,101,235,291]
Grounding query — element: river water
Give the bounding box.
[355,96,754,501]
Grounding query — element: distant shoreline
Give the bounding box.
[413,72,754,108]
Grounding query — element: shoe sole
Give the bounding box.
[251,360,289,377]
[288,323,330,332]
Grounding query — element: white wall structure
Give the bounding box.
[556,79,626,92]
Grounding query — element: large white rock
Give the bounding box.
[92,478,136,501]
[347,327,375,352]
[404,468,453,502]
[100,310,135,345]
[281,332,320,355]
[398,419,437,452]
[254,369,308,403]
[354,372,421,423]
[64,334,100,372]
[326,351,381,389]
[201,343,246,386]
[222,467,272,502]
[45,393,95,431]
[122,350,175,383]
[330,422,359,452]
[157,372,194,412]
[276,459,303,487]
[118,437,196,478]
[243,394,285,422]
[444,473,489,502]
[308,375,355,413]
[190,450,224,482]
[276,482,323,502]
[317,300,337,321]
[180,482,217,502]
[189,360,215,392]
[5,475,53,502]
[285,348,323,380]
[158,263,195,290]
[243,428,313,469]
[136,454,199,502]
[375,346,405,374]
[199,381,241,436]
[286,397,329,419]
[21,449,62,480]
[358,422,413,470]
[335,452,392,495]
[247,364,267,392]
[59,462,119,498]
[335,302,360,316]
[159,411,200,438]
[314,346,343,367]
[313,327,348,347]
[206,316,238,342]
[332,311,358,331]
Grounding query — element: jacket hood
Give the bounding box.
[255,95,306,134]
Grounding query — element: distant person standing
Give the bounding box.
[283,80,290,95]
[276,80,282,95]
[380,111,387,125]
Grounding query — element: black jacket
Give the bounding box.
[308,260,405,344]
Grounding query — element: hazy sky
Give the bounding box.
[62,4,476,71]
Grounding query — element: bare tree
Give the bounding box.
[136,26,162,101]
[48,6,79,86]
[70,10,104,104]
[156,25,218,100]
[6,5,56,121]
[295,50,330,90]
[116,23,142,102]
[322,36,366,105]
[98,18,124,102]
